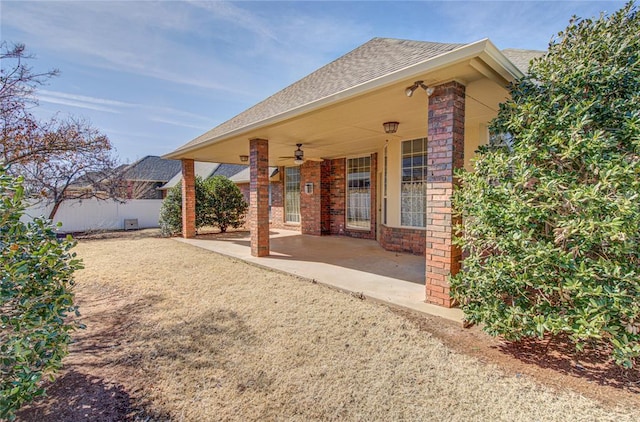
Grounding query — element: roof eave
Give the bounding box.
[164,39,520,160]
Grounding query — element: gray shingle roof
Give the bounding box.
[177,38,465,153]
[228,166,279,184]
[210,163,248,179]
[121,155,181,182]
[501,49,545,74]
[159,161,220,190]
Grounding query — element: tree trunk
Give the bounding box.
[48,200,62,221]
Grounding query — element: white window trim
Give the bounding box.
[345,154,372,231]
[399,138,428,229]
[284,166,301,224]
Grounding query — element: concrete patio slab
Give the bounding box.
[175,229,464,323]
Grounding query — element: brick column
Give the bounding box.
[425,81,465,307]
[181,159,196,238]
[300,160,323,235]
[250,138,269,256]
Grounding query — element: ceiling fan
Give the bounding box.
[277,143,324,165]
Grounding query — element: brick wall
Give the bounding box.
[425,81,465,307]
[269,179,286,229]
[320,160,332,235]
[379,225,426,255]
[328,158,346,235]
[237,183,250,204]
[300,161,324,235]
[238,179,289,230]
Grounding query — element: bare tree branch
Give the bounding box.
[1,43,123,220]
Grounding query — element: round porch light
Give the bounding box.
[383,121,399,134]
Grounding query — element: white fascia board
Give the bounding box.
[165,39,510,159]
[480,39,525,80]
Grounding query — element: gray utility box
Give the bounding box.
[124,219,139,230]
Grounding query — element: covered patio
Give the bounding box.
[165,37,535,309]
[176,229,463,322]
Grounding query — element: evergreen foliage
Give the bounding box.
[201,176,248,233]
[0,166,83,419]
[451,2,640,368]
[159,176,248,235]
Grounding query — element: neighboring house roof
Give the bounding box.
[159,161,220,190]
[121,155,182,182]
[172,38,466,155]
[210,163,248,179]
[228,167,279,184]
[501,49,545,74]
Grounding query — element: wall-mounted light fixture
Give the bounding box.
[239,155,249,162]
[405,80,434,97]
[383,121,399,134]
[305,182,314,194]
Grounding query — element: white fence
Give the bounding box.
[21,199,163,233]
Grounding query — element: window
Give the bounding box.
[401,138,428,227]
[489,131,514,150]
[347,156,371,229]
[284,167,300,223]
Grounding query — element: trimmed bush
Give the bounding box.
[159,176,248,235]
[202,176,248,233]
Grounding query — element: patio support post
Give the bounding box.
[250,138,270,257]
[300,161,325,235]
[425,81,465,307]
[181,158,196,238]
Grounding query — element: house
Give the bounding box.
[119,155,182,199]
[159,162,281,220]
[63,164,128,200]
[159,161,221,198]
[164,37,543,308]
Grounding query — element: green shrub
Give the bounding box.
[0,166,83,419]
[158,184,184,236]
[202,176,248,233]
[159,176,247,235]
[451,2,640,368]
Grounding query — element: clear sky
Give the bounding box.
[1,0,626,163]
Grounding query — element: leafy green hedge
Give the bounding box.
[159,176,248,236]
[1,166,83,419]
[451,2,640,368]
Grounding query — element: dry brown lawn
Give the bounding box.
[17,231,640,421]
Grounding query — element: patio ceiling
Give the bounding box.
[167,40,518,166]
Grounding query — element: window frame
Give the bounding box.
[400,138,428,228]
[284,166,301,224]
[345,155,372,230]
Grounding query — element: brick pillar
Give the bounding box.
[300,160,323,235]
[425,81,465,307]
[250,138,269,256]
[320,160,332,235]
[181,159,196,238]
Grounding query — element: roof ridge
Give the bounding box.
[502,47,546,53]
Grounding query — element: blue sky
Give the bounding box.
[1,0,626,163]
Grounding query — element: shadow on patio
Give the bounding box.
[176,229,463,323]
[199,229,424,284]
